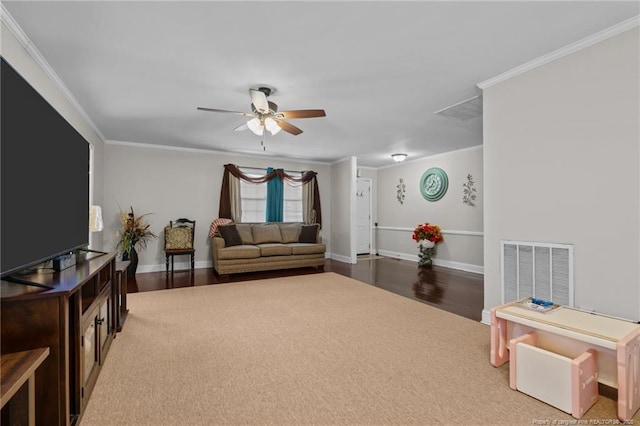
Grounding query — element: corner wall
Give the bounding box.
[330,157,357,263]
[376,146,484,273]
[482,27,640,321]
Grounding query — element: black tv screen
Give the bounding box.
[1,57,89,278]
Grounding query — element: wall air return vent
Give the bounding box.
[434,94,482,121]
[501,240,574,307]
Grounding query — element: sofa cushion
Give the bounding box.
[236,223,254,245]
[299,224,320,243]
[218,224,242,247]
[279,223,302,243]
[217,245,261,260]
[258,243,292,256]
[252,224,282,244]
[289,243,326,255]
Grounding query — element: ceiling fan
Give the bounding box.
[197,86,326,136]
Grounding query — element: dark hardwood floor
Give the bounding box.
[128,256,484,321]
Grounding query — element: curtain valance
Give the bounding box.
[219,164,322,226]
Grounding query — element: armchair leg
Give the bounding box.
[191,254,194,272]
[165,255,169,274]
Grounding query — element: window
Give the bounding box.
[240,172,266,223]
[239,168,303,223]
[284,174,303,222]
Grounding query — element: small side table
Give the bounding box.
[115,261,130,332]
[1,347,50,426]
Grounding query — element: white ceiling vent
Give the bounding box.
[434,95,483,121]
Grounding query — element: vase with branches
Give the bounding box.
[116,206,157,276]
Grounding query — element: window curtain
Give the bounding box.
[302,181,315,224]
[218,164,322,227]
[229,173,242,221]
[265,167,283,222]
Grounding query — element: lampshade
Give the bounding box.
[247,117,264,136]
[264,117,281,135]
[89,205,104,232]
[391,153,408,162]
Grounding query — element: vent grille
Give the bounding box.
[501,240,574,306]
[434,95,483,121]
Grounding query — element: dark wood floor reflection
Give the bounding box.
[128,257,484,321]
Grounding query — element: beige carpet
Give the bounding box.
[80,272,633,425]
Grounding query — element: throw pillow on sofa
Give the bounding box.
[280,223,302,243]
[299,224,319,243]
[236,223,254,245]
[252,223,282,244]
[218,224,243,247]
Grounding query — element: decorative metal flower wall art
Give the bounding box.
[462,174,477,206]
[396,178,406,205]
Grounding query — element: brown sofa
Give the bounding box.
[212,222,325,275]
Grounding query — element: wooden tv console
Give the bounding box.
[1,253,121,426]
[490,301,640,421]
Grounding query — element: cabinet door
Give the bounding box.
[98,295,111,355]
[82,304,100,392]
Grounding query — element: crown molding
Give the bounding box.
[0,4,106,142]
[105,139,332,166]
[477,15,639,90]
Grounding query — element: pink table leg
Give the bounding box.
[491,307,509,367]
[617,330,640,421]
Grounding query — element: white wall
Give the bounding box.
[330,157,357,263]
[103,142,332,272]
[376,146,484,273]
[1,18,107,248]
[483,27,640,321]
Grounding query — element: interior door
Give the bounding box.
[356,179,371,255]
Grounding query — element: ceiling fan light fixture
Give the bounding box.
[264,117,281,135]
[247,117,264,136]
[391,153,408,162]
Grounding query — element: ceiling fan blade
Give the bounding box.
[278,109,326,119]
[233,123,248,132]
[274,118,303,136]
[197,107,254,117]
[249,89,269,113]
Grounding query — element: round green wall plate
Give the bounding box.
[420,167,448,201]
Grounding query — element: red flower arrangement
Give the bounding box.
[412,223,444,244]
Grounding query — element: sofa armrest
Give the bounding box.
[213,236,226,249]
[212,236,225,269]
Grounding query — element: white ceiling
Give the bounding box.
[3,1,639,167]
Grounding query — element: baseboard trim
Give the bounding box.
[330,253,354,264]
[481,309,491,326]
[377,249,484,275]
[136,260,212,274]
[134,254,483,276]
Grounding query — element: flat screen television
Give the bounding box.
[1,56,90,279]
